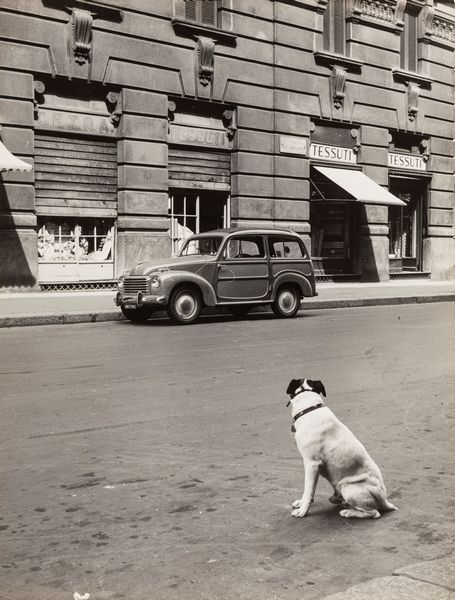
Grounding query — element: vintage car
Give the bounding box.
[115,228,317,325]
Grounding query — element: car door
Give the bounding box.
[268,234,313,280]
[215,234,270,302]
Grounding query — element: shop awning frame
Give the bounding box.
[0,140,32,172]
[312,166,406,206]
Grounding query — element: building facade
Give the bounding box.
[0,0,454,289]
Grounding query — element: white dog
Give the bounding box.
[286,378,397,519]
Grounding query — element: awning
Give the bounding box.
[0,140,32,172]
[314,166,405,206]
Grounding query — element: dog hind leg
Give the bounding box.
[339,484,381,519]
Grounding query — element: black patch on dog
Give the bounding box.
[307,379,326,397]
[286,379,304,397]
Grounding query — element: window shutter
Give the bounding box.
[400,12,407,68]
[201,0,217,26]
[407,9,418,72]
[185,0,196,21]
[322,0,331,51]
[333,0,345,55]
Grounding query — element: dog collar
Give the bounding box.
[291,404,324,433]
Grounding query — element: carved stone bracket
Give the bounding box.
[222,109,237,139]
[331,64,347,109]
[71,8,93,65]
[106,91,122,125]
[197,36,216,86]
[407,82,420,122]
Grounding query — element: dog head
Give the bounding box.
[286,378,326,406]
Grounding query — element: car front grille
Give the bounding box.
[123,276,149,294]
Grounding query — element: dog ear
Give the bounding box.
[310,380,326,397]
[286,379,302,396]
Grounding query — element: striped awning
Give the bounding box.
[0,140,32,172]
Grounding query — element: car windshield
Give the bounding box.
[179,236,222,256]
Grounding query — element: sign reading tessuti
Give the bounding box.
[388,152,426,171]
[310,143,357,164]
[168,123,233,149]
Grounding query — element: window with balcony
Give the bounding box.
[323,0,346,55]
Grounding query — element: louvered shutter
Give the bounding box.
[34,133,117,217]
[169,147,230,191]
[201,0,217,25]
[333,0,345,55]
[184,0,196,21]
[322,0,331,51]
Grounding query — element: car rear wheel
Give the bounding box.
[272,285,301,318]
[121,306,154,323]
[167,286,202,325]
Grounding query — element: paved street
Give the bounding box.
[0,303,454,600]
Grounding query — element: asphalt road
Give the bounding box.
[0,303,454,600]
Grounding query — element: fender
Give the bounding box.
[159,270,217,306]
[272,272,314,299]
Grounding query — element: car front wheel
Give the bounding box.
[272,285,301,318]
[167,286,202,325]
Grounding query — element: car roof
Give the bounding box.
[190,228,301,237]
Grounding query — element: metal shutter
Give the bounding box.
[34,133,117,217]
[168,147,230,191]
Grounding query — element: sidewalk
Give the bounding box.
[321,554,455,599]
[1,279,455,328]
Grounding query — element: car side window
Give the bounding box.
[269,237,306,259]
[224,236,265,259]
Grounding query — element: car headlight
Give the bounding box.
[150,275,161,289]
[117,277,125,290]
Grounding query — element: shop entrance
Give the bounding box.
[388,179,424,272]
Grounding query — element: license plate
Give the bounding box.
[124,303,137,309]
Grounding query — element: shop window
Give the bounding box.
[169,190,229,256]
[400,4,420,72]
[323,0,346,55]
[38,218,114,264]
[184,0,220,26]
[388,182,424,271]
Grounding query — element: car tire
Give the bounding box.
[228,305,250,319]
[121,306,153,323]
[167,285,202,325]
[272,285,301,318]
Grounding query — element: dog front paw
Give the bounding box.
[292,499,302,509]
[292,507,308,518]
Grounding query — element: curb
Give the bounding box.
[0,294,454,328]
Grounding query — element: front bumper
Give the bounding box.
[115,291,167,307]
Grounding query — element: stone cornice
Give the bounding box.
[42,0,123,22]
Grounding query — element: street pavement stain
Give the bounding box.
[62,477,106,489]
[169,505,198,514]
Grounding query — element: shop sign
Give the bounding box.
[388,152,426,171]
[279,135,308,155]
[310,143,357,164]
[36,108,117,136]
[169,123,232,149]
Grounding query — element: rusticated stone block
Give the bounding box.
[362,165,388,186]
[118,191,168,216]
[120,115,167,141]
[428,208,453,227]
[361,204,388,224]
[122,89,168,117]
[359,146,388,167]
[274,199,309,221]
[0,212,36,228]
[428,191,453,210]
[0,98,33,126]
[231,197,273,220]
[236,106,274,131]
[360,126,389,147]
[275,112,310,136]
[0,126,34,154]
[360,234,389,282]
[222,81,273,109]
[236,130,274,153]
[231,152,274,175]
[117,216,169,231]
[431,173,454,192]
[116,230,171,274]
[275,155,309,179]
[274,177,309,200]
[0,70,33,99]
[231,174,273,198]
[0,162,34,184]
[0,229,38,289]
[118,165,168,191]
[118,140,167,166]
[424,237,455,280]
[0,184,35,212]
